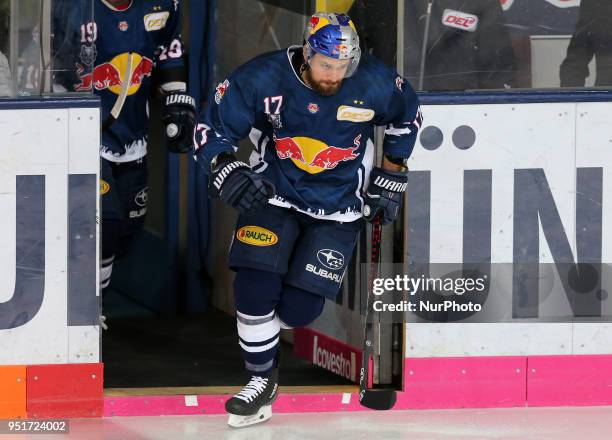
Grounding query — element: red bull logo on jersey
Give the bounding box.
[275,135,361,174]
[75,52,153,96]
[307,103,319,114]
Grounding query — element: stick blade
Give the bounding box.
[359,389,397,410]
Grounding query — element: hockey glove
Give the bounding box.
[162,92,196,154]
[209,154,276,214]
[363,167,408,225]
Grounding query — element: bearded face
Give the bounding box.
[301,51,350,96]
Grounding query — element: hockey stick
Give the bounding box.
[102,52,134,130]
[358,213,397,410]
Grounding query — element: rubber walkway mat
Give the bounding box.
[102,308,353,388]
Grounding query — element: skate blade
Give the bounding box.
[227,405,272,428]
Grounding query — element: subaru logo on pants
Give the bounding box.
[135,187,148,207]
[317,249,345,270]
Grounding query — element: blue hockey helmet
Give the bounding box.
[303,12,361,77]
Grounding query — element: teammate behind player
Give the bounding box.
[194,12,421,427]
[53,0,196,320]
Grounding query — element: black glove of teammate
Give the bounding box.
[363,167,408,225]
[162,92,196,154]
[209,154,276,214]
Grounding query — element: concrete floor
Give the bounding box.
[10,406,612,440]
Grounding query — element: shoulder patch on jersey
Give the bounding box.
[337,105,374,123]
[441,9,478,32]
[215,79,230,104]
[144,11,170,31]
[395,76,403,91]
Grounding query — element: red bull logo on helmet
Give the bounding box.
[75,52,153,95]
[275,135,361,174]
[308,15,324,35]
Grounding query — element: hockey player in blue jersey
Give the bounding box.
[53,0,196,312]
[194,12,421,427]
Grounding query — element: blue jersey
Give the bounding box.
[194,47,422,222]
[53,0,186,162]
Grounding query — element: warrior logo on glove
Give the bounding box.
[363,167,408,225]
[209,154,276,214]
[162,91,196,153]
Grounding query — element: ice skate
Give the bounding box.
[226,368,278,428]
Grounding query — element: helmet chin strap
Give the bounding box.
[300,43,313,75]
[304,42,315,63]
[299,60,311,88]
